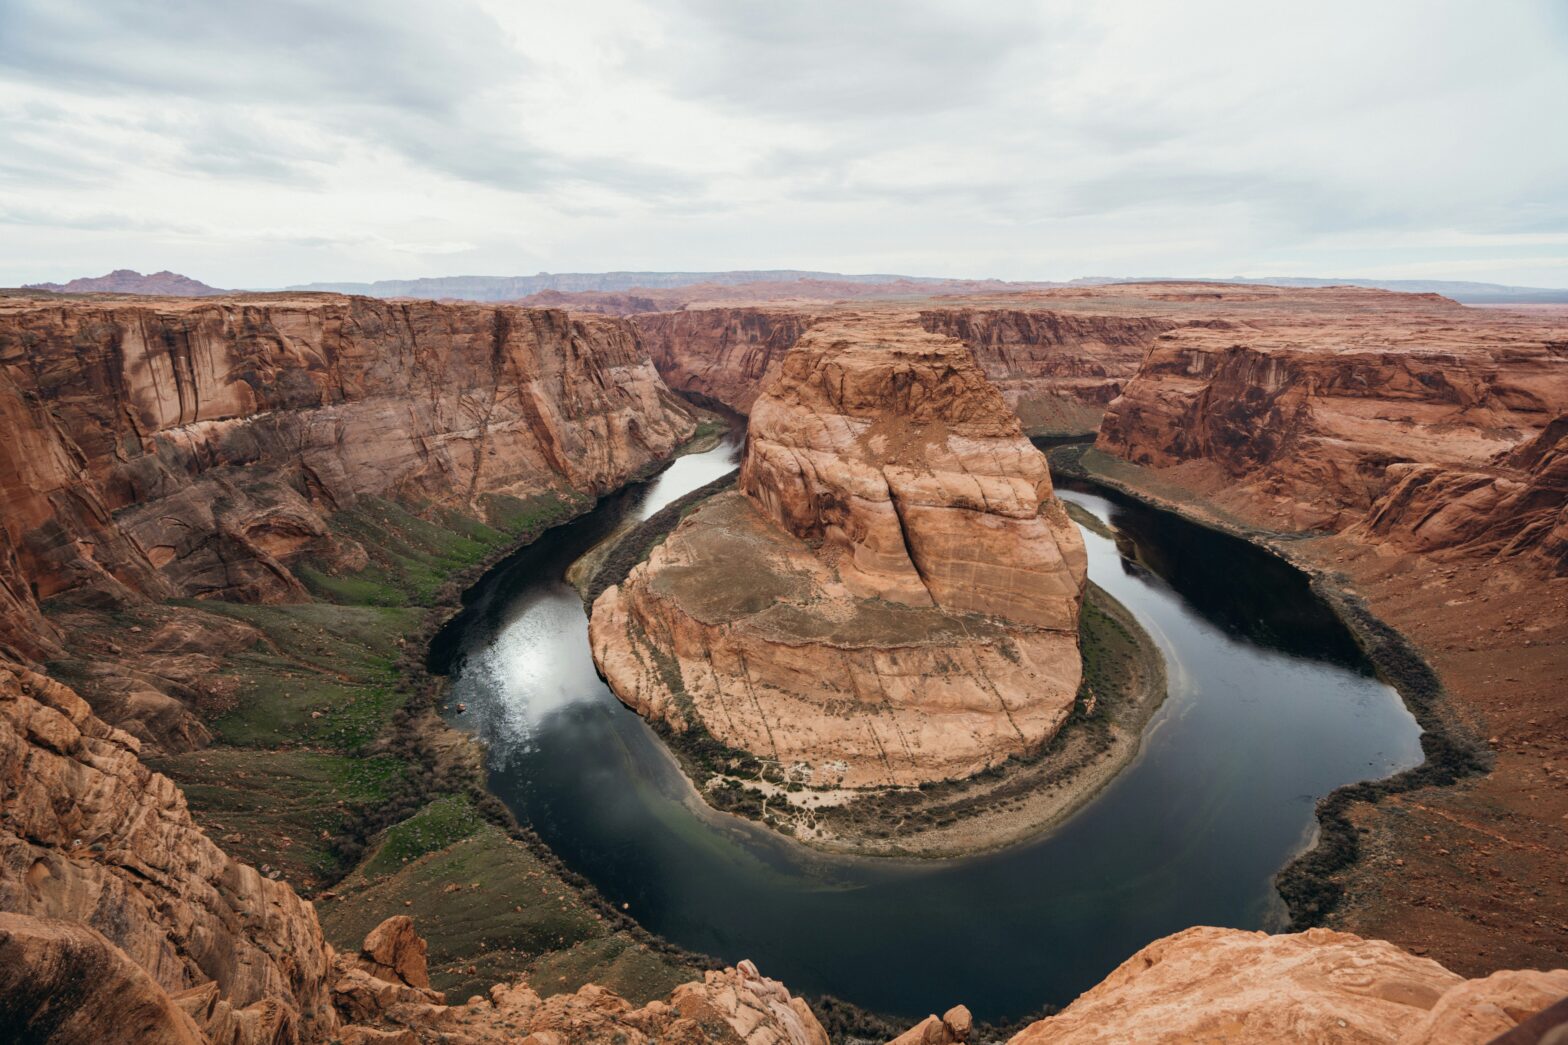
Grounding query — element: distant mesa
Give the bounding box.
[22,269,226,296]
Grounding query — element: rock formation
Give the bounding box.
[917,308,1172,432]
[634,307,817,412]
[1004,926,1568,1045]
[0,294,696,743]
[1095,294,1568,536]
[592,315,1086,788]
[632,303,1170,434]
[0,658,339,1040]
[1352,411,1568,574]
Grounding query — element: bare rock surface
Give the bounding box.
[592,314,1085,788]
[0,658,340,1039]
[1004,926,1568,1045]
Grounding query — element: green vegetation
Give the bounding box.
[148,748,406,889]
[322,814,696,1004]
[299,492,588,606]
[359,794,488,878]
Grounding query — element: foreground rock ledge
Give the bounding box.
[590,315,1087,789]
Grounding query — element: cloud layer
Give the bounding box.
[3,0,1565,287]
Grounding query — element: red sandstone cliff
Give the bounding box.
[0,294,697,741]
[918,307,1172,432]
[1095,298,1568,559]
[632,307,816,413]
[632,303,1170,435]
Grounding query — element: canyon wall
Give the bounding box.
[633,302,1174,434]
[918,308,1172,433]
[632,306,816,413]
[592,315,1087,789]
[1095,303,1568,565]
[0,294,697,738]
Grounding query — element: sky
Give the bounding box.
[3,0,1567,289]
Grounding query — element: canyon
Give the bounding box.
[0,282,1564,1042]
[589,315,1087,801]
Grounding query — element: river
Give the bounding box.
[429,431,1423,1020]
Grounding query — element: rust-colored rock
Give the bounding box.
[354,916,434,992]
[592,314,1086,788]
[1095,290,1567,536]
[1004,926,1568,1045]
[888,1004,973,1044]
[0,912,207,1045]
[334,952,828,1045]
[0,294,696,745]
[0,658,339,1039]
[919,308,1172,433]
[1353,412,1568,574]
[634,306,816,412]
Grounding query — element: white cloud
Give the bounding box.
[1,0,1564,287]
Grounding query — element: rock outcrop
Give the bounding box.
[1352,411,1568,574]
[1096,295,1568,537]
[1004,926,1568,1045]
[0,294,696,742]
[592,315,1086,789]
[332,957,829,1045]
[0,658,340,1040]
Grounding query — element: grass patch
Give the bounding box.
[149,748,406,891]
[182,602,414,749]
[321,818,695,1004]
[360,794,488,878]
[300,492,588,607]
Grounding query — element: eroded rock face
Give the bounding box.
[1096,297,1568,538]
[919,308,1172,433]
[1352,412,1568,575]
[592,316,1086,788]
[1004,926,1568,1045]
[0,659,339,1040]
[333,938,828,1045]
[634,307,816,413]
[0,294,696,743]
[0,913,207,1045]
[633,302,1171,434]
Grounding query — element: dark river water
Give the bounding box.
[429,432,1424,1021]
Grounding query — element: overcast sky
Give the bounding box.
[3,1,1566,288]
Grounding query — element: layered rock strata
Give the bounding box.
[1096,296,1568,546]
[918,308,1172,432]
[592,315,1086,788]
[633,306,816,413]
[0,294,696,741]
[0,658,339,1041]
[1006,926,1568,1045]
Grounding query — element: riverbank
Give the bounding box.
[1042,445,1568,980]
